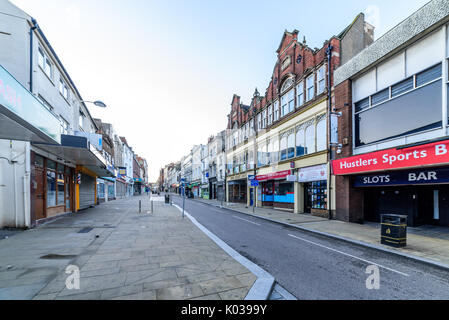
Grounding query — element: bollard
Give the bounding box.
[151,200,153,214]
[139,200,142,214]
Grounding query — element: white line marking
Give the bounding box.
[288,234,409,277]
[233,216,261,226]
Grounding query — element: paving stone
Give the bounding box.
[198,276,245,295]
[100,283,143,300]
[111,290,156,300]
[218,287,249,300]
[156,284,205,300]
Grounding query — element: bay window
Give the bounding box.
[305,125,316,154]
[297,82,304,107]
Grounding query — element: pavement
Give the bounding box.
[173,196,449,299]
[189,196,449,268]
[0,195,257,300]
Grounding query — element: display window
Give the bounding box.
[306,181,327,210]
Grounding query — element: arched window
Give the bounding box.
[287,133,295,159]
[296,129,305,157]
[281,78,294,93]
[280,136,288,161]
[316,118,327,152]
[267,140,273,165]
[271,138,279,164]
[305,125,316,155]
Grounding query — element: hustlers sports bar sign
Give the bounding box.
[332,139,449,175]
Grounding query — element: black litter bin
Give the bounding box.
[165,195,170,204]
[381,214,407,248]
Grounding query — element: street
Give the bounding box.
[173,196,449,300]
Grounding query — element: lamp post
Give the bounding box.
[81,100,107,108]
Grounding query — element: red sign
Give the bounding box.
[332,140,449,175]
[256,170,291,181]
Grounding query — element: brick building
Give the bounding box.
[225,14,373,217]
[332,0,449,227]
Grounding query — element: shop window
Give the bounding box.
[280,136,287,161]
[316,119,327,152]
[46,160,56,207]
[306,181,327,210]
[287,133,295,159]
[34,155,44,168]
[57,165,65,206]
[305,125,316,154]
[296,130,305,157]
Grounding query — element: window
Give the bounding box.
[306,74,315,101]
[262,109,267,128]
[46,160,56,207]
[79,113,84,130]
[297,82,304,107]
[38,47,52,79]
[274,101,280,121]
[268,105,273,125]
[416,63,442,87]
[60,117,69,135]
[287,133,295,159]
[305,125,316,154]
[250,119,255,135]
[391,77,414,97]
[59,78,69,100]
[317,66,326,94]
[316,118,327,152]
[355,80,442,147]
[281,95,287,117]
[354,63,443,147]
[280,136,287,161]
[57,165,65,206]
[296,129,305,157]
[371,89,389,106]
[271,138,279,164]
[288,90,295,113]
[355,97,370,112]
[257,143,266,167]
[257,113,262,131]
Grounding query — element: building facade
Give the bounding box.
[224,18,373,216]
[333,0,449,227]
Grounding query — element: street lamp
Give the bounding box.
[81,100,107,108]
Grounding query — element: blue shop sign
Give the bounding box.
[354,167,449,187]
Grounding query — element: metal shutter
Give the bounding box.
[79,174,95,210]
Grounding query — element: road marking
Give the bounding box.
[288,234,409,277]
[233,216,261,226]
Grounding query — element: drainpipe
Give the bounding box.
[326,43,334,220]
[29,18,38,92]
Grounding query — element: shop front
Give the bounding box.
[191,182,200,198]
[228,180,247,203]
[30,152,74,222]
[201,184,209,199]
[256,170,294,210]
[298,164,328,215]
[209,177,217,200]
[333,139,449,227]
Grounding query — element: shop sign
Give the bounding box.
[354,167,449,187]
[256,170,290,182]
[0,65,60,143]
[248,175,256,181]
[286,175,297,182]
[333,139,449,175]
[298,164,327,183]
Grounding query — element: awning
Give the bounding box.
[0,65,60,144]
[33,135,114,177]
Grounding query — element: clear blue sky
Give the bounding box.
[11,0,431,181]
